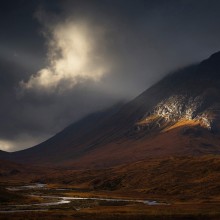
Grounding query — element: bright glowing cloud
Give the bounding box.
[0,140,14,152]
[21,21,108,92]
[0,133,49,152]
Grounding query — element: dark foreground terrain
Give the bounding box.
[1,156,220,220]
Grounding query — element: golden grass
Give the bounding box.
[163,119,200,132]
[136,115,160,125]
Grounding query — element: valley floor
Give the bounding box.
[1,156,220,219]
[1,183,220,220]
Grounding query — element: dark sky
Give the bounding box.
[1,0,220,151]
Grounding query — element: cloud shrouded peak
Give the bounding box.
[2,0,220,152]
[21,19,109,92]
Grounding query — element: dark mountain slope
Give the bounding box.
[0,150,9,157]
[7,103,123,164]
[3,51,220,168]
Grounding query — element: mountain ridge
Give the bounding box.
[1,51,220,168]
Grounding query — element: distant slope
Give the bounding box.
[7,103,124,164]
[43,155,220,200]
[3,51,220,168]
[0,159,49,183]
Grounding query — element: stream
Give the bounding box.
[1,184,167,213]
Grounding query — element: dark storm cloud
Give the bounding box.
[58,0,220,96]
[1,0,220,151]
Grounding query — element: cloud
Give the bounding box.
[0,140,14,152]
[21,18,109,92]
[2,0,220,152]
[0,133,49,152]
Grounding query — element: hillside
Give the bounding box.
[40,155,220,200]
[2,51,220,168]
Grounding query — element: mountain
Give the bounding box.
[2,51,220,168]
[0,150,9,157]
